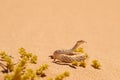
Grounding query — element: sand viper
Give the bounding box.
[52,40,87,63]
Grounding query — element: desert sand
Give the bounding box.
[0,0,120,80]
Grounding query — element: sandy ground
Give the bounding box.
[0,0,120,80]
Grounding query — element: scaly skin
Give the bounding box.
[52,40,87,62]
[53,51,87,63]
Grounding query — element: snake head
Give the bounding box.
[77,40,87,44]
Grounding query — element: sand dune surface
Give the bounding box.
[0,0,120,80]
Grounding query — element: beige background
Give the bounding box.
[0,0,120,80]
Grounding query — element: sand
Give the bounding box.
[0,0,120,80]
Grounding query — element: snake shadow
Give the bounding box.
[53,61,77,69]
[49,55,77,69]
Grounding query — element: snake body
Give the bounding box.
[53,50,87,63]
[52,40,87,63]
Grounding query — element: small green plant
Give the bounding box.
[36,64,49,77]
[30,55,37,64]
[55,71,70,80]
[0,51,7,58]
[79,61,87,68]
[85,53,89,59]
[0,51,14,72]
[47,78,53,80]
[19,48,37,63]
[74,47,84,53]
[22,69,36,80]
[92,60,101,69]
[72,60,87,68]
[47,71,70,80]
[72,61,79,66]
